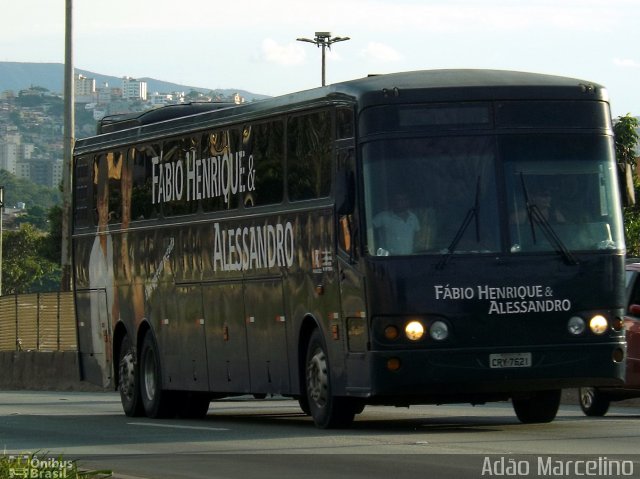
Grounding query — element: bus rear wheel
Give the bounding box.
[139,331,176,418]
[579,387,610,417]
[512,389,561,424]
[118,334,144,417]
[305,329,356,429]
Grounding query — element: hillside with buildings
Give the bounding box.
[0,62,268,192]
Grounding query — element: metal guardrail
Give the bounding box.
[0,292,77,351]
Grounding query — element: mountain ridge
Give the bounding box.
[0,61,269,101]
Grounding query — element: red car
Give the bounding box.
[579,260,640,416]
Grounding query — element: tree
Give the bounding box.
[14,205,49,230]
[1,224,60,294]
[42,204,63,263]
[185,89,203,101]
[615,114,640,206]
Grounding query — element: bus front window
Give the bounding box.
[504,135,624,254]
[363,137,501,256]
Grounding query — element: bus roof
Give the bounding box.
[74,69,608,155]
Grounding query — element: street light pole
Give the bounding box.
[61,0,74,291]
[296,32,350,86]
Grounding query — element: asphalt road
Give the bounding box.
[2,391,640,479]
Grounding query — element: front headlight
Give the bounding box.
[589,315,609,335]
[567,316,586,335]
[429,320,449,341]
[405,320,425,341]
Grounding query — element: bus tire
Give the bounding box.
[512,389,561,424]
[579,387,610,417]
[298,396,311,416]
[118,334,144,417]
[305,329,356,429]
[139,331,175,418]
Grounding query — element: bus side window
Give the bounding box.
[107,151,123,224]
[162,137,201,216]
[201,129,244,212]
[337,149,357,259]
[242,120,284,207]
[337,107,354,139]
[92,154,107,228]
[130,145,159,221]
[287,110,332,201]
[73,156,90,229]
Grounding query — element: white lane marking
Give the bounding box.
[128,422,229,431]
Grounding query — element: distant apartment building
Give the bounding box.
[15,160,31,180]
[149,92,175,106]
[75,74,96,103]
[94,82,122,105]
[0,128,21,174]
[0,142,19,174]
[122,77,147,101]
[23,143,35,158]
[16,158,63,188]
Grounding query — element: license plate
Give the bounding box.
[489,352,532,368]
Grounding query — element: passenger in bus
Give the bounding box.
[373,192,420,255]
[512,188,566,224]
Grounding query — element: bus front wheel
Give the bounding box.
[512,389,561,424]
[139,331,175,418]
[579,387,610,417]
[305,329,356,429]
[118,334,144,417]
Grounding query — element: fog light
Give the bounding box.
[429,321,449,341]
[613,347,624,363]
[611,317,624,331]
[567,316,586,335]
[384,325,400,341]
[589,315,608,335]
[387,357,401,371]
[405,321,425,341]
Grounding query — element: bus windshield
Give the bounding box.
[505,135,623,255]
[363,134,623,257]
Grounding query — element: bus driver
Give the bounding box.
[373,192,420,255]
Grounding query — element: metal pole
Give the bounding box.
[61,0,74,291]
[321,43,326,87]
[296,32,350,87]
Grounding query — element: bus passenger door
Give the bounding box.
[75,288,113,388]
[202,282,251,393]
[244,278,290,394]
[336,147,370,391]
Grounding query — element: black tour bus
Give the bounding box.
[72,70,626,428]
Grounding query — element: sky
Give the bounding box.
[1,0,639,117]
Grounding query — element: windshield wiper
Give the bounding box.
[520,174,578,266]
[437,176,480,269]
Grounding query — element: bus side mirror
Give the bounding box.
[336,170,355,215]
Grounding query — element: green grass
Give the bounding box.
[0,452,112,479]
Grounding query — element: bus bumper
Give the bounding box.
[361,342,626,403]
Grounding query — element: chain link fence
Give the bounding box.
[0,292,77,351]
